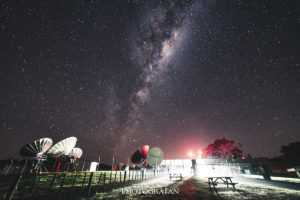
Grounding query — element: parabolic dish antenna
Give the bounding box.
[47,137,77,156]
[20,138,53,157]
[131,150,143,164]
[69,147,83,159]
[146,147,163,167]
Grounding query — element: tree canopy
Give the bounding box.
[202,138,242,159]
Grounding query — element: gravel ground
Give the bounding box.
[79,175,300,200]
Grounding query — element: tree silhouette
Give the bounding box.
[280,141,300,166]
[202,138,242,159]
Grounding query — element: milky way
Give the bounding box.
[0,0,299,163]
[115,1,195,155]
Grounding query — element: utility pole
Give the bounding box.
[97,156,101,171]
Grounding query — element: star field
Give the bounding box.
[0,0,299,163]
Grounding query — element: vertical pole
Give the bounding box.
[66,163,70,172]
[142,170,144,182]
[97,156,101,171]
[127,157,129,169]
[4,159,13,176]
[111,157,114,170]
[102,173,106,192]
[52,158,57,171]
[87,172,94,197]
[5,175,22,200]
[82,156,86,171]
[72,172,78,191]
[56,161,61,172]
[50,174,56,188]
[96,172,102,193]
[114,172,117,185]
[123,171,127,186]
[82,172,87,188]
[109,172,112,190]
[30,174,38,199]
[60,173,66,192]
[20,160,28,174]
[132,170,134,180]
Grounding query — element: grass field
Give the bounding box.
[0,170,163,200]
[2,171,299,200]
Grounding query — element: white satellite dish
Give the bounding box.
[69,147,83,159]
[47,137,77,157]
[20,138,53,158]
[20,138,53,173]
[68,147,83,164]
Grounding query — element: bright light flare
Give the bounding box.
[198,150,203,159]
[188,151,194,158]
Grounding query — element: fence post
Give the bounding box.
[102,173,106,192]
[72,172,78,191]
[123,171,127,187]
[96,172,102,193]
[50,174,56,188]
[132,170,135,180]
[5,175,22,200]
[30,174,38,199]
[60,173,66,192]
[142,170,144,182]
[114,172,117,185]
[82,172,87,188]
[87,172,94,197]
[109,172,112,191]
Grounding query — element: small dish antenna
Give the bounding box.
[47,137,77,157]
[68,147,83,163]
[146,147,163,167]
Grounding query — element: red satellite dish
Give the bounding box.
[141,145,150,158]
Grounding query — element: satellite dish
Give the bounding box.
[20,138,53,157]
[68,147,82,164]
[131,150,143,164]
[141,145,150,158]
[131,145,150,165]
[146,147,163,167]
[47,137,77,157]
[20,138,53,173]
[69,148,83,159]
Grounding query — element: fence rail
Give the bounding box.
[0,169,166,200]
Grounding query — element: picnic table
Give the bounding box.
[169,173,182,180]
[287,166,300,178]
[207,176,237,191]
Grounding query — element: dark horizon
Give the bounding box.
[0,0,299,163]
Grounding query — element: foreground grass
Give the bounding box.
[79,176,300,200]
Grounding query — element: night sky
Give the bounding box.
[0,0,299,163]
